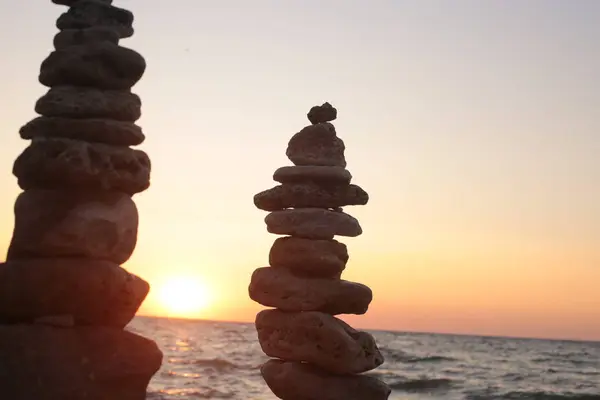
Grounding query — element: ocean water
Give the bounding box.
[130,317,600,400]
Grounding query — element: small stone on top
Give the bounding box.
[308,102,337,124]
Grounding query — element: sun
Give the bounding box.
[157,276,212,317]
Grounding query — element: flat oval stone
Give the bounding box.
[40,42,145,90]
[8,190,138,264]
[57,1,134,39]
[256,310,384,374]
[270,236,348,277]
[36,86,141,122]
[265,208,362,239]
[254,183,368,211]
[0,326,161,400]
[262,360,391,400]
[0,258,149,328]
[20,116,145,146]
[286,123,346,167]
[13,138,151,195]
[54,27,119,49]
[274,165,352,184]
[249,267,372,315]
[307,102,338,124]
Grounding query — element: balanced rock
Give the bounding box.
[286,123,346,167]
[249,267,372,315]
[0,325,161,400]
[54,27,119,50]
[274,165,352,185]
[254,183,368,211]
[20,116,145,146]
[256,310,384,374]
[265,208,362,239]
[8,189,138,264]
[0,258,148,328]
[307,102,338,124]
[40,42,146,90]
[56,0,134,39]
[262,360,391,400]
[36,86,141,122]
[270,236,348,277]
[13,138,151,195]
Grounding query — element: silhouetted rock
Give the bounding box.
[54,27,119,50]
[287,123,346,167]
[57,1,134,38]
[273,165,352,184]
[0,325,161,400]
[265,208,362,239]
[269,236,348,277]
[256,310,384,374]
[40,42,145,90]
[8,189,138,264]
[36,86,141,121]
[0,258,148,328]
[34,314,75,328]
[13,138,150,195]
[262,360,391,400]
[307,102,338,124]
[20,116,145,146]
[254,183,368,211]
[249,267,372,314]
[251,103,389,396]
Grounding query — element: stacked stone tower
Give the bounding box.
[250,103,391,399]
[0,1,162,399]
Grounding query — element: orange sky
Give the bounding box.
[0,0,598,341]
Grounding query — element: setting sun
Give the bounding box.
[157,276,212,318]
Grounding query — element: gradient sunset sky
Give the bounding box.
[0,0,598,341]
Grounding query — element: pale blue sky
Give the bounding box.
[0,1,598,339]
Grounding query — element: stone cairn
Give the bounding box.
[0,1,162,399]
[249,103,391,399]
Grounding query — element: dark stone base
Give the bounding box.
[0,325,161,400]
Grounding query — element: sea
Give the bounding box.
[129,317,600,400]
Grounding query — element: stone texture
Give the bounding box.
[36,86,141,122]
[270,236,348,277]
[307,102,338,125]
[265,208,362,239]
[254,183,368,211]
[54,27,119,49]
[20,116,145,146]
[0,325,161,400]
[56,0,134,39]
[40,42,145,90]
[34,315,76,328]
[286,123,346,167]
[249,267,372,315]
[0,258,149,328]
[262,360,391,400]
[13,138,151,195]
[274,165,352,185]
[8,189,138,264]
[256,310,384,374]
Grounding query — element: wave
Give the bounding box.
[382,348,457,364]
[388,377,453,392]
[468,391,600,400]
[168,357,239,371]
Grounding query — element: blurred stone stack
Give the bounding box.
[249,103,391,399]
[0,1,162,399]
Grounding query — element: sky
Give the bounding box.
[0,0,598,341]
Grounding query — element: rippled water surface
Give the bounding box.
[129,317,600,400]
